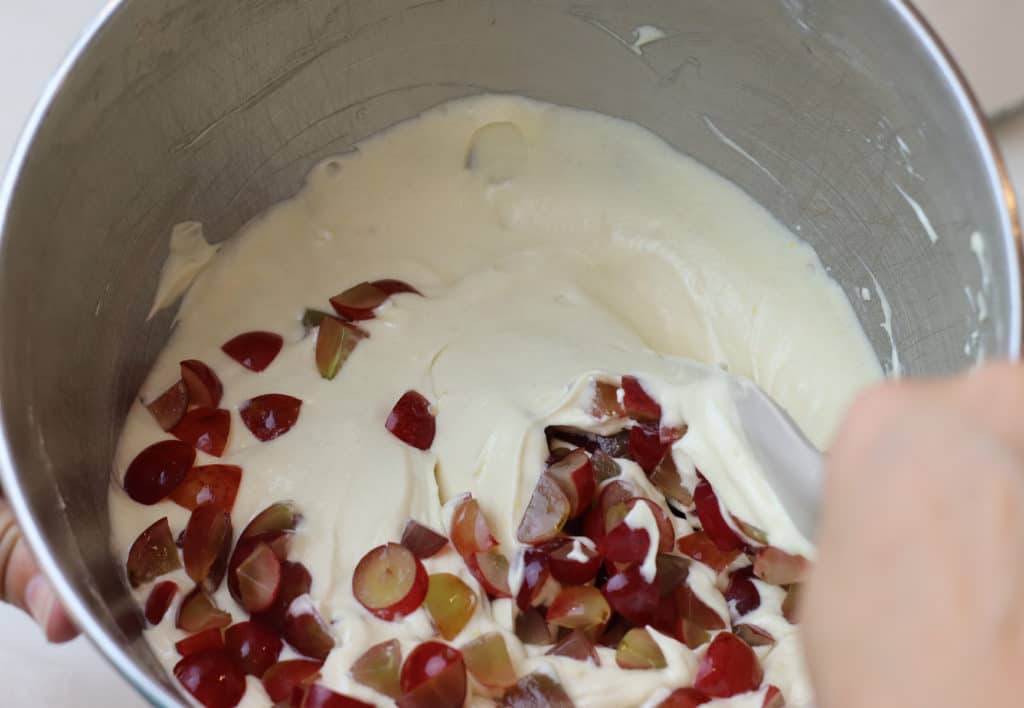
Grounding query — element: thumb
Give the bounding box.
[0,499,78,642]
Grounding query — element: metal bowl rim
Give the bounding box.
[0,1,1018,705]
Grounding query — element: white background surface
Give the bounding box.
[1,2,1023,707]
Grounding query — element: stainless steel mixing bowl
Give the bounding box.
[0,0,1019,704]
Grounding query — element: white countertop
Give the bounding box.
[1,2,1023,707]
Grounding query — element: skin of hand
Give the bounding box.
[802,362,1024,708]
[0,497,78,642]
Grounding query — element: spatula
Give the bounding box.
[729,377,824,540]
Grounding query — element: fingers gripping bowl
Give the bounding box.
[0,0,1019,706]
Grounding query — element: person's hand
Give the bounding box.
[802,362,1024,708]
[0,497,78,642]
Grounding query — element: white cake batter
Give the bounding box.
[110,95,881,707]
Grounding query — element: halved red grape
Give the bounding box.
[762,685,784,708]
[397,642,466,708]
[677,531,742,574]
[316,317,366,380]
[172,407,231,457]
[654,559,703,646]
[694,632,764,698]
[385,391,436,450]
[600,498,672,563]
[679,620,712,650]
[170,464,242,513]
[590,450,621,484]
[181,360,223,408]
[663,621,697,649]
[621,376,661,422]
[603,501,630,536]
[546,536,601,585]
[461,632,516,689]
[753,547,810,586]
[283,596,335,661]
[227,533,289,606]
[616,627,667,670]
[649,453,692,506]
[545,449,595,518]
[351,639,402,698]
[547,585,611,630]
[176,627,225,657]
[240,501,302,542]
[598,615,632,649]
[600,480,637,508]
[124,440,195,505]
[353,543,428,620]
[548,446,574,465]
[516,475,570,545]
[598,504,655,565]
[127,517,181,587]
[425,573,477,640]
[603,566,660,627]
[301,684,374,708]
[145,580,178,625]
[546,426,631,458]
[515,548,550,610]
[628,425,671,474]
[514,607,554,646]
[472,550,512,598]
[330,282,389,320]
[224,620,282,677]
[449,495,497,558]
[655,553,692,597]
[147,380,189,431]
[174,649,246,708]
[547,628,600,664]
[253,560,312,632]
[400,520,448,559]
[239,394,302,442]
[302,309,333,329]
[693,480,744,552]
[371,279,421,296]
[582,480,636,543]
[676,583,727,631]
[650,590,686,645]
[236,542,283,612]
[657,688,710,708]
[583,509,607,545]
[222,331,284,372]
[725,567,761,617]
[498,673,573,707]
[182,504,233,591]
[589,380,624,419]
[546,446,572,466]
[177,586,232,633]
[262,660,323,704]
[734,623,774,648]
